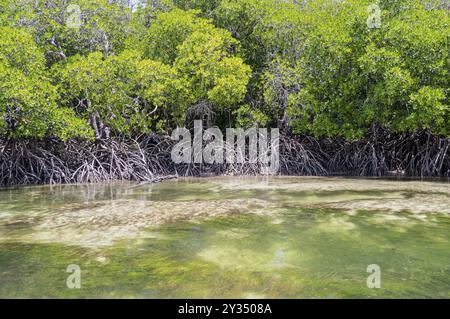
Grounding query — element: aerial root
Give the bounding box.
[0,129,448,186]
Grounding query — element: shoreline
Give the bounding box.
[1,130,449,187]
[1,175,450,192]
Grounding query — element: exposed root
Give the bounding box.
[0,129,448,186]
[326,129,450,177]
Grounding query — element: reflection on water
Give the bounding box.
[0,177,449,298]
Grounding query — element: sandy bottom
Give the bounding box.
[0,177,448,247]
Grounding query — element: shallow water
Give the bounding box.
[0,177,449,298]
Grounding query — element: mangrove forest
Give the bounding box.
[0,0,449,185]
[0,0,449,302]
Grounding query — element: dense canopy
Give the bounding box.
[0,0,448,140]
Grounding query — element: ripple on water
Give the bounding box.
[0,177,448,249]
[0,177,449,298]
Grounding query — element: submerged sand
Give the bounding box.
[0,177,448,247]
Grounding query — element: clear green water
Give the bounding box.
[0,177,449,298]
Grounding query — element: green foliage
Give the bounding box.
[144,8,212,64]
[2,0,136,65]
[0,0,449,140]
[214,0,272,71]
[172,0,221,15]
[56,50,170,136]
[402,87,449,134]
[141,7,251,124]
[283,0,449,138]
[134,58,181,130]
[0,26,45,75]
[234,104,270,129]
[174,28,251,111]
[0,27,91,140]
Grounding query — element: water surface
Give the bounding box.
[0,177,449,298]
